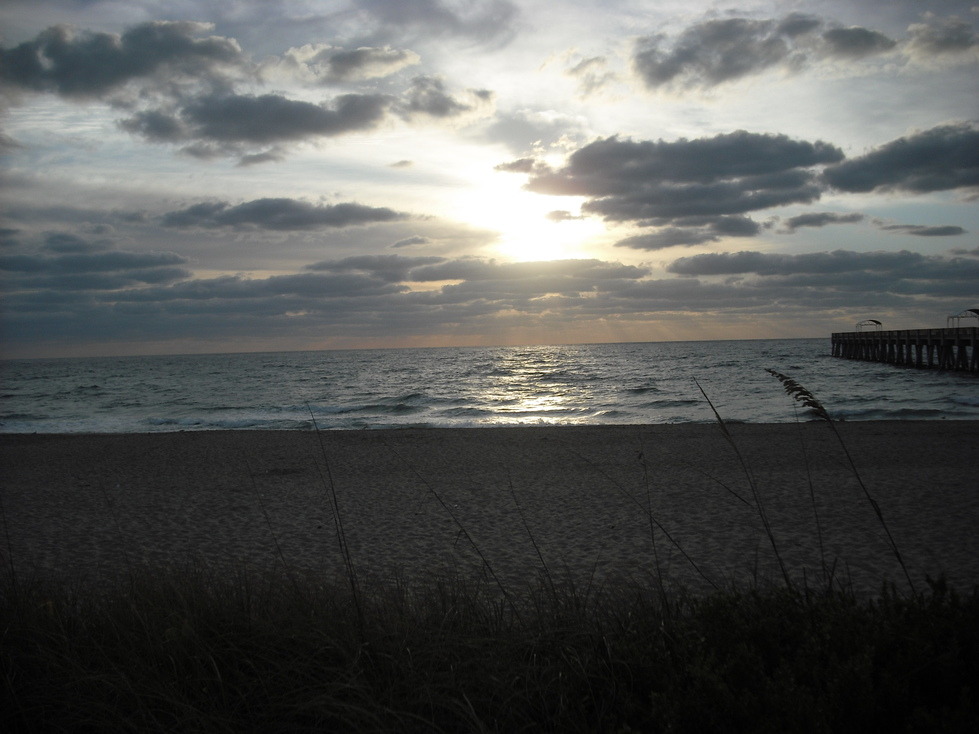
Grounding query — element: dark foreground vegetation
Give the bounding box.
[4,376,977,731]
[2,565,978,733]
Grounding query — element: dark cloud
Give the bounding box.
[776,13,822,38]
[355,0,519,44]
[615,216,760,251]
[399,260,654,309]
[400,76,492,119]
[121,78,488,152]
[616,229,720,250]
[305,254,444,281]
[632,13,897,89]
[91,272,409,312]
[391,235,429,248]
[821,26,896,58]
[312,46,420,82]
[0,21,242,98]
[907,16,979,59]
[0,202,147,230]
[161,198,406,230]
[237,148,287,166]
[528,132,843,192]
[632,14,896,91]
[2,20,497,162]
[42,232,112,253]
[822,122,979,193]
[401,76,467,117]
[0,132,22,154]
[633,18,792,90]
[175,142,228,160]
[1,22,494,162]
[566,55,617,95]
[119,91,395,151]
[1,242,190,292]
[665,249,979,279]
[710,215,763,236]
[4,255,650,348]
[4,248,973,350]
[950,246,979,257]
[525,132,842,224]
[7,267,191,292]
[118,110,188,143]
[0,228,22,248]
[1,249,186,274]
[782,212,864,231]
[183,92,392,143]
[880,224,966,237]
[407,257,647,284]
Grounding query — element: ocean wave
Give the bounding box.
[641,398,703,409]
[143,415,311,431]
[831,407,952,421]
[4,338,975,433]
[625,386,661,395]
[951,394,979,407]
[439,406,495,417]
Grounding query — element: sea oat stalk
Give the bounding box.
[694,378,792,588]
[766,369,915,593]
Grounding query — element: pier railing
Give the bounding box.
[831,327,978,373]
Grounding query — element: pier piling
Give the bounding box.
[831,327,978,373]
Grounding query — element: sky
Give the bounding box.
[1,0,977,358]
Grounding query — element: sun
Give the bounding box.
[456,170,605,261]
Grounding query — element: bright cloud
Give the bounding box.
[1,0,977,357]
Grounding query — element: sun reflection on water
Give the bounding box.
[471,347,588,424]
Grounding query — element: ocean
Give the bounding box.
[2,338,977,433]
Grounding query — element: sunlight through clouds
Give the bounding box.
[454,171,603,261]
[1,0,977,356]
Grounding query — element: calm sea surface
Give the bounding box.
[2,339,977,433]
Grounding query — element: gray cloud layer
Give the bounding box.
[135,92,394,145]
[881,224,966,237]
[631,11,976,92]
[525,132,842,210]
[5,245,974,349]
[1,6,975,354]
[0,234,191,293]
[308,46,421,82]
[522,131,843,238]
[354,0,519,44]
[632,14,895,91]
[822,123,979,193]
[782,212,865,231]
[1,20,494,161]
[906,15,979,60]
[501,122,976,250]
[0,21,243,98]
[666,249,979,279]
[161,198,407,230]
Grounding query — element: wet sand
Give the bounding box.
[2,422,977,595]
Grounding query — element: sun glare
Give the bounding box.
[457,171,605,262]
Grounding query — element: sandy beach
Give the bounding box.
[2,421,978,595]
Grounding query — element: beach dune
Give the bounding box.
[2,422,977,595]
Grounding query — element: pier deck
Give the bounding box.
[831,327,978,373]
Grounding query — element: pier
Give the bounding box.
[831,327,978,373]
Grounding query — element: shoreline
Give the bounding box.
[4,412,979,437]
[3,421,978,595]
[4,411,979,437]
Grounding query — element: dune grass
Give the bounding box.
[3,375,979,732]
[2,566,978,732]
